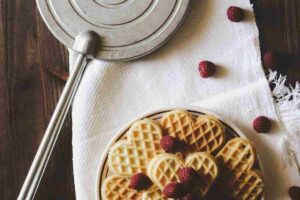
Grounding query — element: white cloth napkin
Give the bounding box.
[70,0,300,199]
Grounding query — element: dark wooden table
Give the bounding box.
[0,0,299,199]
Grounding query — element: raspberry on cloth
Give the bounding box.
[70,0,300,199]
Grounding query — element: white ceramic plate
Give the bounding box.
[96,106,265,200]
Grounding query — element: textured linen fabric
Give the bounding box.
[70,0,300,199]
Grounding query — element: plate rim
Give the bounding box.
[95,106,266,200]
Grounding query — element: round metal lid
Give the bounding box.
[37,0,190,61]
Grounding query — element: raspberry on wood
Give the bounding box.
[263,51,279,70]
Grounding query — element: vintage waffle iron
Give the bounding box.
[18,0,190,199]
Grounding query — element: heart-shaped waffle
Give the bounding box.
[185,152,219,196]
[101,175,142,200]
[108,119,163,176]
[147,153,184,187]
[216,138,264,200]
[148,152,218,198]
[161,110,225,153]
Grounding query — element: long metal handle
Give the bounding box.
[18,31,99,200]
[18,54,87,200]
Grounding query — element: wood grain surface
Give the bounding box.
[0,0,299,199]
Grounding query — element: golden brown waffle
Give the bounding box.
[161,110,194,141]
[149,153,218,198]
[127,119,163,157]
[101,176,142,200]
[230,170,264,200]
[193,115,225,152]
[104,111,264,200]
[108,119,163,176]
[185,152,218,197]
[147,154,167,181]
[216,138,256,179]
[149,153,184,189]
[216,138,264,200]
[161,110,225,153]
[147,153,183,182]
[142,185,167,200]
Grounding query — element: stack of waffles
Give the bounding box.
[101,110,264,200]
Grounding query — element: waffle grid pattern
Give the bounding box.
[109,119,163,175]
[232,170,264,200]
[216,138,264,200]
[147,154,167,181]
[161,111,225,153]
[193,117,225,153]
[217,138,255,176]
[102,176,141,200]
[110,142,148,175]
[152,155,184,189]
[129,121,163,160]
[161,110,194,142]
[186,153,218,196]
[103,112,264,200]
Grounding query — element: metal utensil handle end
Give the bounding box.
[18,31,99,200]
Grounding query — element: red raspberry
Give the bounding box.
[263,51,278,70]
[253,116,271,133]
[180,193,199,200]
[198,61,216,78]
[289,186,300,200]
[178,167,198,185]
[129,173,152,191]
[227,6,244,22]
[160,136,180,153]
[163,182,186,198]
